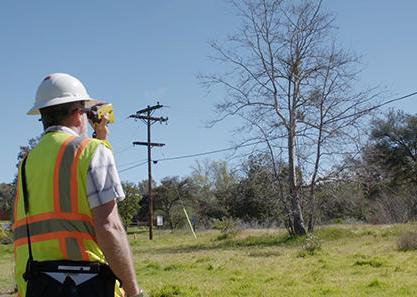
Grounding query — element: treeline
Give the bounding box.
[1,110,416,233]
[119,110,417,232]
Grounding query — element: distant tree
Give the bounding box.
[351,110,417,223]
[119,182,142,230]
[313,180,366,224]
[201,0,377,235]
[154,176,193,230]
[226,154,281,224]
[5,137,41,221]
[367,110,417,187]
[16,137,40,166]
[190,160,236,227]
[136,179,157,224]
[0,183,15,220]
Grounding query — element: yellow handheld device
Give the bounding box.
[87,103,115,124]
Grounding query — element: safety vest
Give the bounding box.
[13,131,122,297]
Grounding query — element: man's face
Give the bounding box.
[72,101,89,137]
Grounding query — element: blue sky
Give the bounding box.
[1,1,417,184]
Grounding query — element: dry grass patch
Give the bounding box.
[397,231,417,251]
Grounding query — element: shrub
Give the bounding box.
[298,233,321,256]
[354,257,385,268]
[212,218,240,240]
[212,217,238,232]
[0,223,12,245]
[368,279,384,288]
[0,225,6,237]
[216,232,237,241]
[397,231,417,251]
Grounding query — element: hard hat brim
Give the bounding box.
[27,96,100,115]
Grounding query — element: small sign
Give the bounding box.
[156,215,163,226]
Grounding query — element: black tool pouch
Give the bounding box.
[24,259,116,297]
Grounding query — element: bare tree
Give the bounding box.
[201,0,377,235]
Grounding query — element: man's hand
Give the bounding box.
[129,288,147,297]
[91,113,109,140]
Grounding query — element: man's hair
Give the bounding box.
[40,101,85,130]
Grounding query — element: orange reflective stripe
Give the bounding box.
[60,237,68,259]
[71,138,91,213]
[13,211,93,229]
[14,231,94,248]
[54,136,76,212]
[77,238,89,261]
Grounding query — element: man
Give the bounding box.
[13,73,143,297]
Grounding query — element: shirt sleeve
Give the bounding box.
[87,143,125,209]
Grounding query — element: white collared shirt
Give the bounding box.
[45,126,125,208]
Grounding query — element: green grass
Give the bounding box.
[2,224,417,296]
[0,244,14,295]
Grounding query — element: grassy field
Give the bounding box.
[1,224,417,296]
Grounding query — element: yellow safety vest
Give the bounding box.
[13,131,122,297]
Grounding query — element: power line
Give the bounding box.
[154,139,266,163]
[115,144,135,155]
[334,90,417,123]
[118,139,267,173]
[118,158,148,168]
[118,160,148,173]
[377,91,417,108]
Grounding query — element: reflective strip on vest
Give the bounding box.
[53,136,76,212]
[65,237,83,259]
[59,137,84,212]
[55,137,91,213]
[13,218,95,241]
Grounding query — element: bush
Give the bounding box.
[212,218,240,240]
[299,233,321,256]
[397,232,417,251]
[0,223,13,245]
[212,218,240,232]
[353,257,385,268]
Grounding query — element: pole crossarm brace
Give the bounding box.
[135,102,164,114]
[133,141,165,147]
[129,115,168,123]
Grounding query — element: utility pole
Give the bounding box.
[129,102,168,240]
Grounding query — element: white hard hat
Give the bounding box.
[27,73,99,115]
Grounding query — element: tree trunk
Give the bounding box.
[307,185,316,232]
[287,124,307,236]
